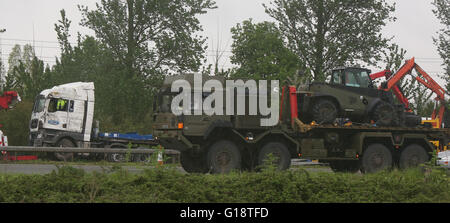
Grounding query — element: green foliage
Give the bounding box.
[0,100,33,146]
[230,19,303,81]
[0,166,448,203]
[264,0,396,81]
[79,0,217,78]
[432,0,450,92]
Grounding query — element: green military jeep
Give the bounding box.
[297,67,415,126]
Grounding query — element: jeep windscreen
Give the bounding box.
[345,70,371,88]
[32,95,46,113]
[356,70,371,88]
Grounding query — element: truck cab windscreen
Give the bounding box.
[158,94,173,113]
[32,95,46,113]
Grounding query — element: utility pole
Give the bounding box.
[0,28,5,90]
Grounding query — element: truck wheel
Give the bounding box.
[312,99,337,124]
[361,143,392,173]
[372,103,397,126]
[55,138,75,162]
[107,144,127,162]
[180,151,207,173]
[399,144,429,169]
[207,140,241,174]
[257,142,291,170]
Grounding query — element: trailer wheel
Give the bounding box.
[107,144,127,162]
[399,144,429,169]
[180,151,207,173]
[257,142,291,170]
[312,99,337,124]
[55,138,75,162]
[361,143,392,173]
[207,140,241,174]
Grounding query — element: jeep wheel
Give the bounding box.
[312,99,338,124]
[207,140,241,174]
[55,138,75,162]
[257,142,291,170]
[372,103,397,126]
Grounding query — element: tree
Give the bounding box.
[0,60,5,90]
[5,55,51,100]
[230,19,303,81]
[264,0,396,81]
[432,0,450,92]
[79,0,216,83]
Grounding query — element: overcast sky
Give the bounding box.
[0,0,446,84]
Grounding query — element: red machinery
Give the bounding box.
[0,91,38,161]
[369,57,447,128]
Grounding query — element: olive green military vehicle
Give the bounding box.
[152,74,296,173]
[297,67,412,126]
[153,73,448,174]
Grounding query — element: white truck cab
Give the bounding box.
[29,82,95,147]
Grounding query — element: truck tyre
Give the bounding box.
[361,143,392,173]
[312,99,337,124]
[107,144,127,162]
[180,151,207,173]
[55,138,75,162]
[372,102,397,126]
[399,144,429,169]
[207,140,241,174]
[257,142,291,170]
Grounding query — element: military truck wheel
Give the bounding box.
[180,151,207,173]
[207,140,241,174]
[257,142,291,170]
[399,144,429,169]
[361,143,392,173]
[372,103,397,126]
[312,99,338,124]
[55,138,75,162]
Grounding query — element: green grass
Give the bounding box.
[0,165,448,203]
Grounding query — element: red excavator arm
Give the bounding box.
[0,91,21,110]
[370,57,447,127]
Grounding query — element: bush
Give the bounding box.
[0,166,448,203]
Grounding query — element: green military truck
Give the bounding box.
[152,74,450,173]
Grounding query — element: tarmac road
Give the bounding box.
[0,159,332,175]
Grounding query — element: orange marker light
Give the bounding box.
[178,122,184,129]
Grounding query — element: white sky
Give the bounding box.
[0,0,447,85]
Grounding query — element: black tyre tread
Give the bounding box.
[55,138,75,162]
[372,102,398,126]
[257,142,291,170]
[361,143,392,173]
[207,140,241,174]
[399,144,429,169]
[312,99,338,124]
